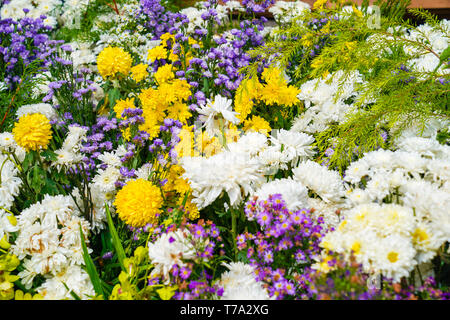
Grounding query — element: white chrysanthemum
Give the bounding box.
[181,137,265,209]
[52,149,78,171]
[37,265,95,300]
[62,125,88,152]
[345,188,371,206]
[425,158,450,184]
[197,94,240,136]
[0,154,22,215]
[364,173,391,201]
[16,103,57,121]
[97,145,127,169]
[344,158,370,184]
[272,129,315,165]
[399,180,450,240]
[306,197,341,230]
[148,230,196,283]
[397,136,448,159]
[52,126,87,171]
[0,132,16,152]
[12,195,91,288]
[257,145,290,175]
[219,262,272,300]
[253,178,308,211]
[293,160,345,203]
[227,131,267,157]
[135,163,153,180]
[91,166,121,193]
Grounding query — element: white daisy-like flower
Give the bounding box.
[369,234,417,282]
[91,166,121,193]
[196,94,240,136]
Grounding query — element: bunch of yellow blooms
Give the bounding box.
[234,67,300,124]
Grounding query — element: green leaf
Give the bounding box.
[31,166,45,194]
[21,152,34,172]
[105,202,127,272]
[79,224,105,298]
[108,88,121,108]
[62,282,82,300]
[439,47,450,62]
[41,149,57,162]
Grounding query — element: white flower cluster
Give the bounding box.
[16,103,58,122]
[148,229,196,284]
[73,145,128,232]
[319,137,450,281]
[52,125,88,171]
[181,1,244,35]
[219,262,272,300]
[0,152,22,243]
[292,70,364,134]
[367,20,449,76]
[58,0,90,29]
[268,0,310,24]
[92,2,160,63]
[181,120,317,210]
[0,0,61,27]
[11,194,94,299]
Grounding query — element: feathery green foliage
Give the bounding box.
[242,0,449,172]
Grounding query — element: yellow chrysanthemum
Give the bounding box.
[154,64,175,84]
[97,46,133,80]
[259,67,300,107]
[147,45,167,62]
[114,97,136,119]
[234,77,261,122]
[243,115,271,136]
[114,179,164,228]
[167,102,191,124]
[130,64,149,82]
[12,113,52,152]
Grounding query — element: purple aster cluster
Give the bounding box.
[45,54,100,127]
[77,116,119,177]
[0,13,60,89]
[145,219,225,300]
[137,0,188,40]
[239,194,325,299]
[241,0,276,14]
[171,18,268,105]
[151,118,183,165]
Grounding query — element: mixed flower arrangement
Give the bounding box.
[0,0,449,300]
